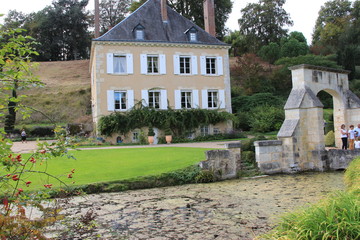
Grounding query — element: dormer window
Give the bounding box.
[185,27,198,42]
[133,24,145,40]
[190,32,197,42]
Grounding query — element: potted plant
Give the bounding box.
[164,127,172,144]
[148,126,155,145]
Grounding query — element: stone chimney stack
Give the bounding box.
[161,0,168,22]
[95,0,100,38]
[203,0,216,37]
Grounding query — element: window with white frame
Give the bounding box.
[179,56,191,74]
[207,90,218,109]
[200,125,209,136]
[190,32,197,42]
[113,55,127,74]
[181,91,192,109]
[107,90,134,112]
[107,53,133,75]
[147,55,159,74]
[114,91,127,110]
[136,30,144,40]
[206,57,216,75]
[213,128,221,134]
[149,91,160,109]
[132,132,139,142]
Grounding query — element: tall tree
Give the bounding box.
[238,0,293,52]
[99,0,132,35]
[312,0,352,51]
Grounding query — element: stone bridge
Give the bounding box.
[254,65,360,174]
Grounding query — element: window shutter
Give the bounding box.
[127,90,134,109]
[107,90,115,111]
[173,55,180,75]
[219,89,225,109]
[200,56,206,75]
[141,90,148,106]
[126,54,133,74]
[140,54,147,74]
[174,90,181,109]
[217,56,223,76]
[160,54,166,74]
[201,89,208,109]
[160,89,167,109]
[191,56,198,75]
[107,53,114,74]
[192,90,199,108]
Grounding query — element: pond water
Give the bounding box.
[57,172,345,240]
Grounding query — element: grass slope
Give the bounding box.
[22,147,209,189]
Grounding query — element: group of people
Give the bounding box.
[340,124,360,150]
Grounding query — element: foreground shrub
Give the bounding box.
[344,157,360,194]
[261,157,360,240]
[261,192,360,240]
[325,130,335,147]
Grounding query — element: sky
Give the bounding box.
[0,0,347,44]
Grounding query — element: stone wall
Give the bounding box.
[254,140,284,174]
[324,149,360,170]
[200,142,241,179]
[254,139,360,174]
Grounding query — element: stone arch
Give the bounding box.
[255,64,360,173]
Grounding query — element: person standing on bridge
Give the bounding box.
[348,125,355,150]
[340,124,348,150]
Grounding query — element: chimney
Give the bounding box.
[203,0,216,37]
[95,0,100,38]
[161,0,168,22]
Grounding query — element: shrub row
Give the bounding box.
[49,165,217,197]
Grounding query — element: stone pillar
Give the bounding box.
[254,140,283,174]
[200,142,241,179]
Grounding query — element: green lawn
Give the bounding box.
[20,147,210,189]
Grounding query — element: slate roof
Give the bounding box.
[94,0,227,46]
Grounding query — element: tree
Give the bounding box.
[99,0,132,35]
[238,0,293,52]
[312,0,352,51]
[0,28,41,132]
[223,31,251,56]
[258,42,281,63]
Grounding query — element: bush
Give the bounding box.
[261,192,360,240]
[30,126,55,137]
[235,112,251,131]
[195,170,216,183]
[248,105,284,133]
[325,130,335,147]
[241,151,255,164]
[232,93,285,113]
[344,157,360,194]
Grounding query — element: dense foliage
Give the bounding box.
[99,0,132,35]
[238,0,293,52]
[98,106,235,137]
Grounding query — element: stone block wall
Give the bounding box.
[200,142,241,179]
[324,149,360,170]
[254,140,283,174]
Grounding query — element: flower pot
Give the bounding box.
[165,135,172,144]
[148,136,154,145]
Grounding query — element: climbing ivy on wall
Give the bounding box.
[98,105,235,137]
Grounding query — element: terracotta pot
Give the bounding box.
[148,136,154,145]
[165,135,172,144]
